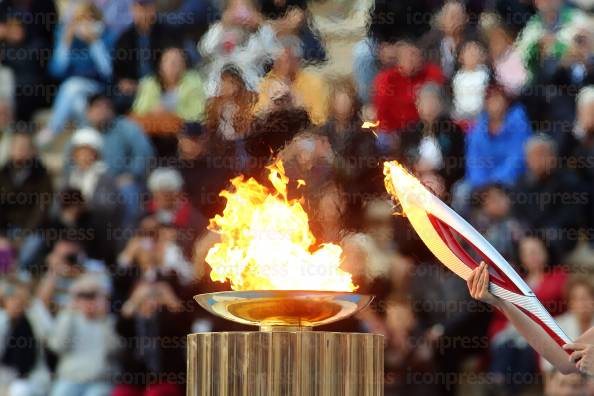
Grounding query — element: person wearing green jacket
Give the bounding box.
[132,47,206,123]
[516,0,589,79]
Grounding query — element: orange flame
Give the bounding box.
[361,120,379,129]
[205,161,357,292]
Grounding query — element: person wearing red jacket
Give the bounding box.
[372,40,445,134]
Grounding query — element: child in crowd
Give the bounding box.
[452,41,490,126]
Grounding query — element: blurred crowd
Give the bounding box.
[1,0,594,395]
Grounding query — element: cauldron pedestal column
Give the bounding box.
[187,330,383,396]
[187,290,384,396]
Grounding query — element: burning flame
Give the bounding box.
[362,120,379,138]
[361,120,379,129]
[384,161,427,206]
[205,161,357,292]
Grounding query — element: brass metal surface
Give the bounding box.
[194,290,373,330]
[187,331,384,396]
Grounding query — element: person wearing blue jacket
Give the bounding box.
[466,85,532,189]
[38,3,115,146]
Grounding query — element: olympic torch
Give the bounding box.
[384,161,572,357]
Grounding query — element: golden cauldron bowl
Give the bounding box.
[194,290,373,331]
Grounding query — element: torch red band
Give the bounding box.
[427,214,523,295]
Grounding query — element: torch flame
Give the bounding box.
[361,120,379,129]
[362,121,379,138]
[383,160,436,211]
[205,161,357,292]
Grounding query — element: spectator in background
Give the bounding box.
[255,37,329,125]
[471,184,524,261]
[321,77,363,149]
[513,134,585,258]
[177,126,231,221]
[113,281,188,396]
[566,86,594,182]
[61,129,121,266]
[205,65,256,141]
[48,275,119,396]
[519,240,567,309]
[383,297,438,396]
[420,0,474,79]
[198,0,281,97]
[0,237,12,276]
[569,0,594,12]
[339,200,397,296]
[352,0,432,104]
[464,85,531,190]
[146,168,206,257]
[278,132,335,192]
[0,0,56,124]
[408,258,490,396]
[59,0,133,38]
[20,189,117,273]
[0,280,53,396]
[65,127,121,232]
[0,132,53,248]
[340,233,383,296]
[0,56,15,110]
[37,239,110,312]
[320,77,380,196]
[516,0,589,78]
[247,47,314,167]
[247,93,311,169]
[362,200,400,261]
[372,40,444,136]
[85,93,154,229]
[259,0,325,63]
[0,99,14,167]
[39,2,115,146]
[562,275,594,337]
[489,236,567,395]
[157,0,212,66]
[480,13,527,96]
[204,65,256,175]
[115,215,194,295]
[0,0,56,44]
[113,0,173,113]
[132,47,206,140]
[451,41,490,125]
[525,25,594,142]
[308,182,347,244]
[542,276,594,373]
[0,10,53,122]
[401,83,465,192]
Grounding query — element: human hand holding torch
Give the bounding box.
[467,262,586,375]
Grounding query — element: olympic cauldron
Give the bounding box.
[186,163,384,396]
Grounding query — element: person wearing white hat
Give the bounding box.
[147,167,184,195]
[144,167,204,267]
[65,127,120,217]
